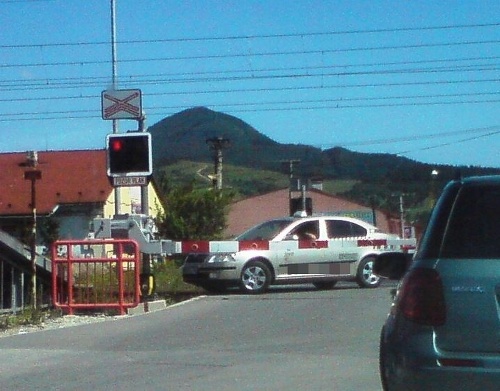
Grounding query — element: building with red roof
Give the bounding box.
[0,149,164,312]
[0,150,164,240]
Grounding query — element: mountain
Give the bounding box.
[148,107,500,211]
[149,106,498,177]
[148,106,323,176]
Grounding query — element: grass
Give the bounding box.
[321,179,360,194]
[0,307,62,331]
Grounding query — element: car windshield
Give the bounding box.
[236,219,293,241]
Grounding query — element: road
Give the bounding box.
[0,283,395,390]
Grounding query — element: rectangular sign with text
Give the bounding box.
[112,176,148,187]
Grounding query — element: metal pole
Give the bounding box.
[0,260,3,309]
[111,0,118,128]
[20,272,24,310]
[24,151,41,309]
[11,268,16,314]
[31,175,37,307]
[282,160,300,216]
[399,194,405,238]
[301,184,307,213]
[140,114,149,215]
[431,169,439,207]
[111,0,121,215]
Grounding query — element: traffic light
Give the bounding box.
[106,132,152,177]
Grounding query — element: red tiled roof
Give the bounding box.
[0,150,112,216]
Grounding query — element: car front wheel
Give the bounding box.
[240,260,271,294]
[356,256,381,288]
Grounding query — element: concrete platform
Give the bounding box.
[127,304,146,315]
[144,300,167,312]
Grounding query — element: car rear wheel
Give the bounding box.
[240,260,271,294]
[356,256,381,288]
[313,280,337,290]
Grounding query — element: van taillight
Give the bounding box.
[396,268,446,326]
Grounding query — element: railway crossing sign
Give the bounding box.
[101,89,142,120]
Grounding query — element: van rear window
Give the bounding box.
[440,186,500,259]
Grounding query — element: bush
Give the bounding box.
[155,180,234,241]
[153,257,202,294]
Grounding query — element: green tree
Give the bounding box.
[156,182,234,240]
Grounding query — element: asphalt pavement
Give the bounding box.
[0,282,396,390]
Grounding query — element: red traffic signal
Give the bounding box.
[110,139,125,152]
[106,132,152,177]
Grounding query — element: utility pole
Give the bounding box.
[110,0,118,134]
[392,192,408,238]
[206,137,230,190]
[399,194,405,238]
[281,159,300,215]
[24,151,41,309]
[110,0,120,215]
[430,169,439,208]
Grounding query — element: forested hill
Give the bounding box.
[148,106,499,210]
[149,106,498,179]
[148,106,322,174]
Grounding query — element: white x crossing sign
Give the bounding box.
[101,89,142,120]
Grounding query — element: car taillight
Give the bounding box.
[396,268,446,326]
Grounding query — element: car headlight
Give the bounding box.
[208,253,236,263]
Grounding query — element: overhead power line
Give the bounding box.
[1,64,498,92]
[397,129,500,155]
[1,21,499,49]
[2,39,499,69]
[321,126,500,148]
[1,99,498,122]
[1,96,499,121]
[1,78,498,102]
[1,61,499,91]
[3,55,498,86]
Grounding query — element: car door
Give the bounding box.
[323,219,367,276]
[275,219,327,277]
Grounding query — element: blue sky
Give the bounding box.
[1,0,499,168]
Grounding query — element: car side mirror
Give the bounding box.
[373,252,412,280]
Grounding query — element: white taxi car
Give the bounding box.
[182,215,414,294]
